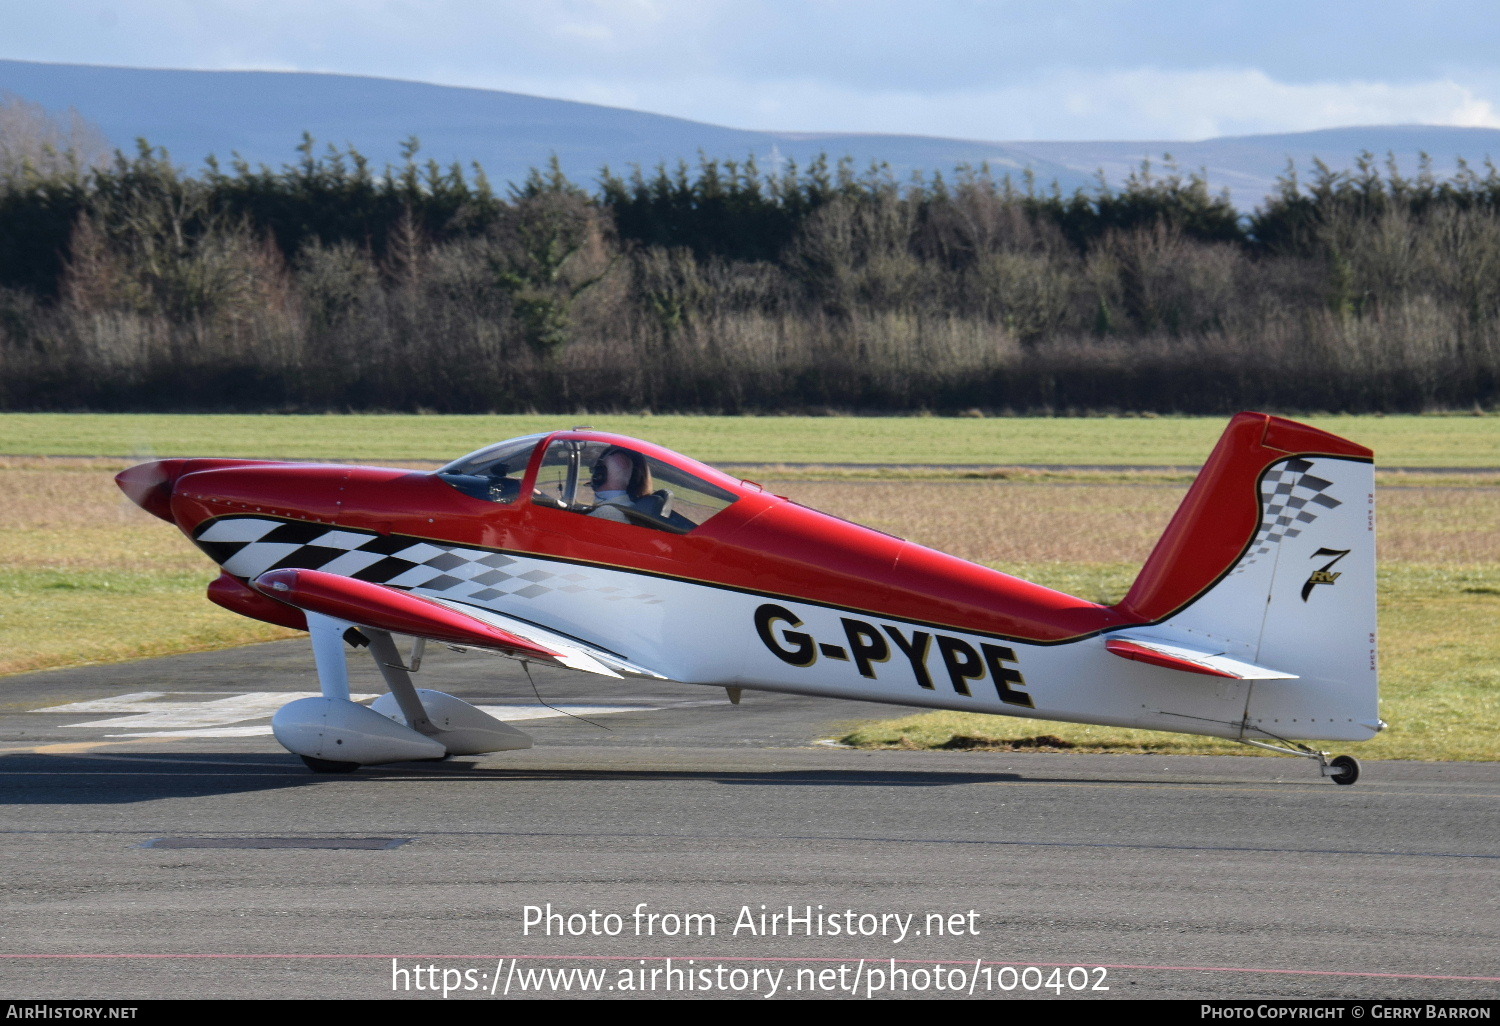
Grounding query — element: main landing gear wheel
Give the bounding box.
[1328,754,1360,786]
[300,755,360,774]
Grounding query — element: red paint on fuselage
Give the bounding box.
[148,430,1129,643]
[170,462,349,529]
[698,498,1126,641]
[117,458,283,522]
[136,419,1374,645]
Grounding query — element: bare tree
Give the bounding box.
[0,93,111,185]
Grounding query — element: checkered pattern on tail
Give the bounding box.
[192,516,665,605]
[1230,457,1342,575]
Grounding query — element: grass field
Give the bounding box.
[0,416,1495,762]
[1,412,1497,466]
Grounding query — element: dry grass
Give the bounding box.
[0,458,299,675]
[765,477,1500,570]
[2,461,204,571]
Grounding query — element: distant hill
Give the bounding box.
[4,59,1500,210]
[1016,126,1500,210]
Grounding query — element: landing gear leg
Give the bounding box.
[365,630,448,762]
[1235,735,1361,785]
[293,611,363,775]
[364,629,434,735]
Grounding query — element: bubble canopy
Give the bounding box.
[436,431,749,532]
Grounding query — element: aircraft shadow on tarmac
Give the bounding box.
[0,751,337,804]
[0,750,1057,803]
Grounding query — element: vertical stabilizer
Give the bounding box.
[1113,413,1380,741]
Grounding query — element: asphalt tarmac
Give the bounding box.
[0,640,1496,1001]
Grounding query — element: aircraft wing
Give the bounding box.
[251,568,667,679]
[1104,634,1298,680]
[419,594,673,681]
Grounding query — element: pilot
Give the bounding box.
[589,446,658,522]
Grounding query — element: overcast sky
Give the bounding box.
[6,0,1500,141]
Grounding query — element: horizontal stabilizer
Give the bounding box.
[251,568,621,675]
[1105,635,1298,681]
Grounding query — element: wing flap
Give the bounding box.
[1105,635,1298,680]
[251,568,620,677]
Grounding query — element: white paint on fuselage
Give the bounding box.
[447,567,1275,739]
[399,455,1378,743]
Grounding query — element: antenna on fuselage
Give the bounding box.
[521,662,612,731]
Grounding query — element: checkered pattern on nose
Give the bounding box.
[1230,458,1342,575]
[194,516,527,595]
[192,515,664,604]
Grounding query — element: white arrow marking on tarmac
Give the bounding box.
[473,704,658,722]
[37,692,377,733]
[34,693,725,738]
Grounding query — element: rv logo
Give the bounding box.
[1301,547,1351,601]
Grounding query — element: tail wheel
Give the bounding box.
[300,755,360,774]
[1329,754,1360,786]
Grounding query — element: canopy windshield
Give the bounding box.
[436,434,547,504]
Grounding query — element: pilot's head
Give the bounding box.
[591,446,652,498]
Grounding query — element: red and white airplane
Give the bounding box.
[116,412,1381,783]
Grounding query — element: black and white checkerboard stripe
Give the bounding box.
[1230,457,1341,575]
[193,516,665,605]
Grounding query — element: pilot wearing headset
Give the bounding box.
[589,446,665,522]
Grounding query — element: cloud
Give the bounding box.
[1074,69,1500,140]
[479,67,1500,141]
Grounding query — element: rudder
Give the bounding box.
[1115,413,1380,742]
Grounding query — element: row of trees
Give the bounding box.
[1,100,1497,412]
